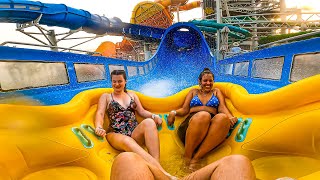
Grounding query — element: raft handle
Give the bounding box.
[81,124,104,141]
[72,127,94,148]
[227,118,241,138]
[164,114,175,130]
[235,118,252,142]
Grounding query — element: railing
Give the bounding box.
[0,41,101,55]
[257,30,320,49]
[222,13,320,34]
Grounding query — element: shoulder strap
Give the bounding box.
[213,89,217,96]
[195,89,200,96]
[126,92,134,101]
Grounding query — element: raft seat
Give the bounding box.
[21,167,97,180]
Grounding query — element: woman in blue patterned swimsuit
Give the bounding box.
[167,68,238,171]
[94,70,173,178]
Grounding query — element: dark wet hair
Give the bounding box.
[198,68,214,81]
[111,69,127,92]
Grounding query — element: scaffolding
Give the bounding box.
[202,0,320,51]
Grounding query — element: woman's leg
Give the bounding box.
[184,111,212,160]
[190,113,230,164]
[106,132,170,177]
[111,153,256,180]
[111,152,169,180]
[131,118,160,161]
[182,155,255,180]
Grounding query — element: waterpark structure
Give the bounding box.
[114,0,320,60]
[0,0,320,180]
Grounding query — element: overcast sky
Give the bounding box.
[0,0,318,51]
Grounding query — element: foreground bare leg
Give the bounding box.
[107,133,172,177]
[184,112,212,160]
[111,152,169,180]
[190,113,230,164]
[111,153,255,180]
[183,155,256,180]
[131,118,160,161]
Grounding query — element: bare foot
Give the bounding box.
[188,158,206,172]
[164,172,178,180]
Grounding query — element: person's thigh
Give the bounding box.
[111,152,169,180]
[131,118,156,145]
[106,132,137,151]
[182,155,255,180]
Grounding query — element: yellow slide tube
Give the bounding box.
[1,75,320,179]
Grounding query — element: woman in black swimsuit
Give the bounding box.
[94,70,174,178]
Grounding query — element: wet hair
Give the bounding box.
[198,68,214,81]
[110,69,127,92]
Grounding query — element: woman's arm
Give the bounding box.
[94,93,109,137]
[215,88,237,126]
[167,89,195,126]
[216,88,232,117]
[131,92,162,126]
[174,89,195,116]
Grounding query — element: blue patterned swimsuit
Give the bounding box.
[178,90,220,143]
[107,93,138,136]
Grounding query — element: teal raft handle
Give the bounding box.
[235,118,252,142]
[157,114,163,131]
[81,124,104,142]
[227,117,242,138]
[71,127,94,148]
[164,114,175,130]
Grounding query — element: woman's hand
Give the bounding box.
[229,117,238,127]
[153,115,163,127]
[95,127,106,137]
[167,111,176,126]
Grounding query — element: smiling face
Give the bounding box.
[111,74,126,93]
[199,73,214,92]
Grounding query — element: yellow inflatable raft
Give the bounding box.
[1,75,320,180]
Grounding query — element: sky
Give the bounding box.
[0,0,319,51]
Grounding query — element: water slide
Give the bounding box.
[97,0,201,58]
[131,0,201,28]
[190,19,251,39]
[1,75,320,180]
[1,1,320,179]
[0,0,165,40]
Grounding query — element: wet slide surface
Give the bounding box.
[1,75,320,180]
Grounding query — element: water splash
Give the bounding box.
[139,79,175,97]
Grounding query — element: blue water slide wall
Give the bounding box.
[1,21,320,105]
[128,23,213,96]
[1,0,320,105]
[0,0,165,40]
[0,23,214,104]
[216,37,320,94]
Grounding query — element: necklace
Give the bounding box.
[200,90,212,97]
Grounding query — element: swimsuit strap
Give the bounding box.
[126,92,134,101]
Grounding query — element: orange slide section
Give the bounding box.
[179,1,201,11]
[94,41,116,57]
[94,40,135,58]
[95,0,200,58]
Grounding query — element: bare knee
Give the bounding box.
[221,155,251,166]
[111,152,155,180]
[120,136,137,151]
[141,118,157,130]
[212,113,230,128]
[190,111,211,125]
[115,152,140,163]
